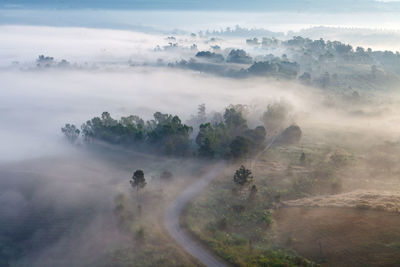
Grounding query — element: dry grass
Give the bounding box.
[274,206,400,266]
[284,190,400,213]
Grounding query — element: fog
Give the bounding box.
[2,10,400,266]
[0,69,299,160]
[3,9,400,32]
[1,63,399,163]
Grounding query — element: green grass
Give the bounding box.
[180,139,360,266]
[181,165,315,266]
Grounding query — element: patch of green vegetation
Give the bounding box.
[181,137,360,266]
[181,164,316,266]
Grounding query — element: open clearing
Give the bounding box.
[274,205,400,266]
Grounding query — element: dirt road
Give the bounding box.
[164,164,226,267]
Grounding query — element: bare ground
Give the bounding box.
[274,191,400,266]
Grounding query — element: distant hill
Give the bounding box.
[1,0,400,12]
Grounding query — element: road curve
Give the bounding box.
[165,164,227,267]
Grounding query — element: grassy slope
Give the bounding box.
[182,126,400,266]
[181,160,316,267]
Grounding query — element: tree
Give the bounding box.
[261,102,289,135]
[276,125,302,145]
[130,170,146,210]
[226,49,253,64]
[334,43,353,54]
[131,170,146,190]
[195,106,266,159]
[197,103,207,124]
[147,112,193,155]
[245,126,266,151]
[187,104,207,129]
[61,124,80,143]
[277,61,299,78]
[247,61,277,76]
[196,123,217,158]
[223,107,247,137]
[246,38,259,46]
[356,46,365,54]
[230,136,250,159]
[233,165,253,186]
[36,55,54,68]
[195,51,224,62]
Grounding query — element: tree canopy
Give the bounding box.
[130,170,146,190]
[61,124,80,143]
[62,105,282,160]
[196,106,266,159]
[233,165,253,186]
[77,111,192,156]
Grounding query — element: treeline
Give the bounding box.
[76,111,191,155]
[250,36,400,67]
[174,49,299,80]
[254,36,400,79]
[62,105,292,159]
[171,34,400,92]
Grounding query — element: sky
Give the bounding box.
[2,8,400,34]
[1,0,400,12]
[1,0,400,34]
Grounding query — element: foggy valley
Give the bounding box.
[2,1,400,266]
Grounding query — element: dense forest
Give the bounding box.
[63,105,301,159]
[166,35,400,93]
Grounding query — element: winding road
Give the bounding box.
[164,164,227,267]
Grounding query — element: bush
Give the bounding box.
[261,210,273,226]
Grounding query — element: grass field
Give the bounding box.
[181,164,314,266]
[274,207,400,266]
[182,129,400,266]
